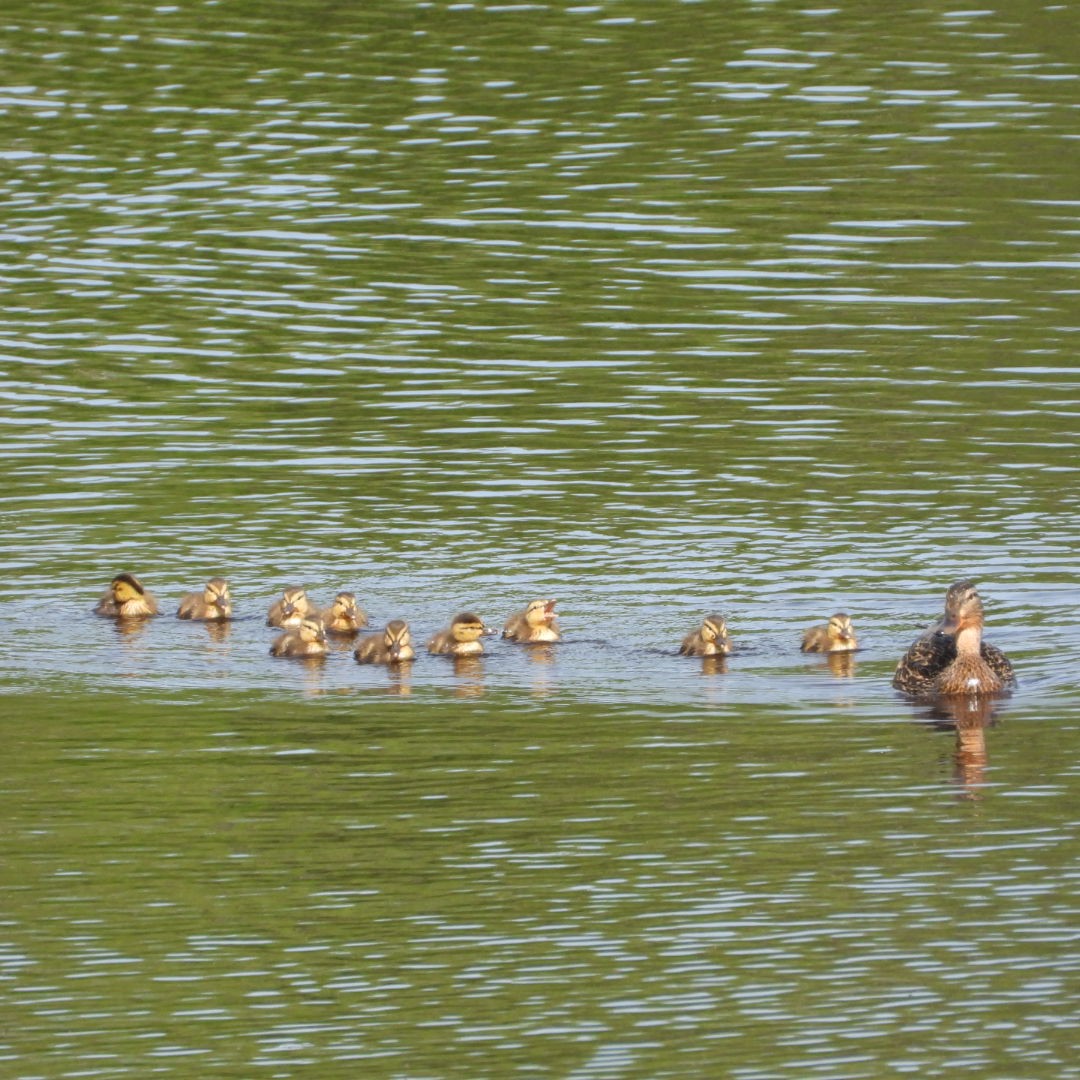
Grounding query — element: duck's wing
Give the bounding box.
[892,630,956,695]
[981,642,1016,687]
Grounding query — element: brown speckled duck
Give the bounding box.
[427,612,488,656]
[355,620,414,665]
[95,573,160,618]
[266,586,314,628]
[320,591,368,635]
[177,577,232,621]
[502,599,560,643]
[679,615,731,657]
[801,613,856,654]
[270,616,328,658]
[893,581,1015,697]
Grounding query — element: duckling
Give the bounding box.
[503,598,560,643]
[801,613,857,654]
[266,586,314,628]
[893,581,1015,697]
[355,620,414,664]
[269,616,328,658]
[679,615,731,657]
[94,573,160,618]
[428,612,488,656]
[320,591,368,635]
[177,577,232,621]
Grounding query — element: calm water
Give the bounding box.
[1,1,1078,1076]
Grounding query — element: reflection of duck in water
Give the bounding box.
[354,620,414,665]
[503,599,560,643]
[270,617,328,658]
[893,581,1014,697]
[428,612,488,656]
[679,615,731,657]
[920,694,1000,800]
[95,573,160,618]
[266,587,314,628]
[177,577,232,621]
[801,613,856,653]
[321,591,368,636]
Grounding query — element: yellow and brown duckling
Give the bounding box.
[177,577,232,621]
[355,620,414,665]
[801,613,857,653]
[427,612,489,656]
[269,616,328,658]
[266,586,315,628]
[502,598,560,643]
[94,573,160,618]
[320,591,368,636]
[679,615,731,657]
[893,580,1015,697]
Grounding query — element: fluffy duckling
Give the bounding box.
[801,613,857,653]
[355,620,415,665]
[679,615,731,657]
[502,598,560,643]
[270,616,328,658]
[893,581,1015,697]
[177,577,232,621]
[321,591,368,635]
[428,612,489,656]
[94,573,160,618]
[266,586,314,628]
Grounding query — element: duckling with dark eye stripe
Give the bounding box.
[270,616,328,658]
[503,599,560,643]
[679,615,731,657]
[95,573,160,618]
[801,613,856,654]
[355,620,414,665]
[320,591,368,636]
[428,612,488,656]
[177,577,232,621]
[266,586,314,628]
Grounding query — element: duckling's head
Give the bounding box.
[331,591,358,616]
[298,617,326,643]
[826,613,855,645]
[204,577,230,605]
[385,619,411,655]
[451,612,487,643]
[939,581,984,634]
[111,573,147,604]
[701,614,730,652]
[279,586,308,616]
[525,599,557,626]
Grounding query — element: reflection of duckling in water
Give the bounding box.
[503,599,560,642]
[801,613,856,653]
[321,591,368,636]
[177,577,232,621]
[893,581,1015,697]
[266,586,314,628]
[428,612,488,656]
[355,620,414,665]
[95,573,160,618]
[270,617,328,658]
[679,615,731,657]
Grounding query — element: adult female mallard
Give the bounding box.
[94,573,160,618]
[502,598,560,642]
[177,577,232,621]
[679,615,731,657]
[355,620,414,664]
[427,612,489,656]
[893,581,1015,697]
[801,613,857,653]
[266,586,314,628]
[321,591,368,635]
[270,616,328,658]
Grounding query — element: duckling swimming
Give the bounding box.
[679,615,731,657]
[177,577,232,621]
[428,612,488,656]
[355,620,414,665]
[270,616,328,658]
[801,613,857,654]
[266,586,314,628]
[893,581,1015,697]
[502,598,560,643]
[94,573,160,618]
[321,591,368,635]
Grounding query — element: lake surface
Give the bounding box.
[1,1,1078,1076]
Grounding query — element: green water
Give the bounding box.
[1,1,1077,1076]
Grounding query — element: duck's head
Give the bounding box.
[525,599,557,627]
[938,581,985,635]
[385,619,412,657]
[451,612,488,643]
[204,577,230,606]
[280,586,308,617]
[298,617,326,644]
[702,614,731,654]
[111,573,147,604]
[330,591,359,617]
[826,613,855,646]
